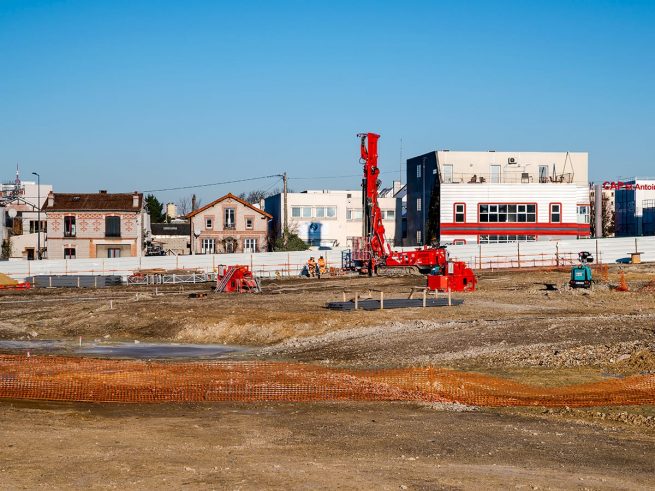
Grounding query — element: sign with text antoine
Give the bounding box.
[602,181,655,190]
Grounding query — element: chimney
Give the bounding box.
[192,194,197,211]
[47,191,54,208]
[133,192,140,208]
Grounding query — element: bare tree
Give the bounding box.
[176,195,203,216]
[177,196,191,217]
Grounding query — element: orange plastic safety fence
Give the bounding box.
[1,355,654,407]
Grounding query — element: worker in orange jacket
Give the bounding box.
[307,257,317,278]
[318,256,326,277]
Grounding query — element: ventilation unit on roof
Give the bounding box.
[508,157,517,165]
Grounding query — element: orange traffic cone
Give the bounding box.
[616,270,629,292]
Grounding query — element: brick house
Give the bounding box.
[43,191,149,259]
[186,193,271,254]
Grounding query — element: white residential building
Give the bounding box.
[1,174,52,260]
[265,188,402,248]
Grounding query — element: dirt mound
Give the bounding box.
[0,273,17,286]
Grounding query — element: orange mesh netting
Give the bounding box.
[1,355,653,407]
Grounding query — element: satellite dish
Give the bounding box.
[7,208,17,218]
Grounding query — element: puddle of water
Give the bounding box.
[0,340,245,360]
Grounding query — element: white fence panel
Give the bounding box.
[0,248,349,281]
[1,238,653,281]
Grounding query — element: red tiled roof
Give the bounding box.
[185,193,272,219]
[44,193,143,211]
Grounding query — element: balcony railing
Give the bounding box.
[442,171,574,184]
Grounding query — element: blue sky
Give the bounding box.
[1,0,653,204]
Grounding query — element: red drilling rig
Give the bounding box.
[351,132,476,292]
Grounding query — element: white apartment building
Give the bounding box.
[265,188,402,248]
[407,150,590,245]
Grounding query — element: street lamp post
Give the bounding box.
[32,172,41,260]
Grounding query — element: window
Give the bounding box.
[107,248,121,258]
[417,198,422,212]
[302,207,312,218]
[381,209,395,220]
[245,218,254,229]
[201,238,215,254]
[454,204,465,223]
[539,165,549,183]
[29,220,47,234]
[105,216,121,237]
[416,164,422,178]
[453,239,466,245]
[205,218,213,229]
[64,247,76,259]
[291,207,301,218]
[347,209,363,220]
[578,205,590,224]
[490,165,501,183]
[416,230,422,245]
[225,208,235,229]
[244,238,257,253]
[315,206,336,218]
[64,216,76,237]
[443,164,453,183]
[479,204,536,223]
[479,235,536,244]
[550,203,561,223]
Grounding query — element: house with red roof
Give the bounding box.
[43,190,149,259]
[186,193,271,254]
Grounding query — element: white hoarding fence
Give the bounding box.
[1,237,654,282]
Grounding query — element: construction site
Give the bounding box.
[0,260,654,488]
[0,132,654,488]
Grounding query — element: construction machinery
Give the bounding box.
[569,251,593,289]
[351,132,476,292]
[215,265,261,293]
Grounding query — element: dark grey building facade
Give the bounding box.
[406,151,440,246]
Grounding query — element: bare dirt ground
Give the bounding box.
[1,264,655,489]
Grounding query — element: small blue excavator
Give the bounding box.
[570,251,593,288]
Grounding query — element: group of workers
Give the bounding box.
[306,256,326,278]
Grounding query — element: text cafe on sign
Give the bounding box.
[603,181,655,191]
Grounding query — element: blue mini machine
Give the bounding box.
[570,251,593,288]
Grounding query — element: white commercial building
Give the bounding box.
[265,188,402,249]
[406,150,591,245]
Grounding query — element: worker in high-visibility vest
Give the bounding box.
[318,256,326,277]
[307,257,317,277]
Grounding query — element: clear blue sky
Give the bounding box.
[1,0,653,204]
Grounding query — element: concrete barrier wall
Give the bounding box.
[1,236,654,281]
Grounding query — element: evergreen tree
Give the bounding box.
[145,194,166,223]
[273,227,310,251]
